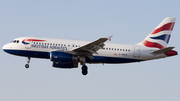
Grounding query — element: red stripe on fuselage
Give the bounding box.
[142,40,164,49]
[150,22,175,35]
[22,39,46,41]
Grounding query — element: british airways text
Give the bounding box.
[31,44,67,50]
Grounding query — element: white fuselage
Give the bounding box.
[3,36,169,64]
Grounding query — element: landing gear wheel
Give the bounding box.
[25,57,31,69]
[25,64,29,68]
[81,65,88,75]
[82,70,88,75]
[82,65,88,71]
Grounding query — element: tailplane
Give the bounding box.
[138,17,176,49]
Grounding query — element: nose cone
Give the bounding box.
[2,43,12,53]
[2,44,8,51]
[2,44,8,52]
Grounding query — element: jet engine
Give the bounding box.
[50,51,77,62]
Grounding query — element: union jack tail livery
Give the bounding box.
[138,17,176,49]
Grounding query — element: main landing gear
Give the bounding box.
[82,65,88,75]
[80,57,88,75]
[25,57,31,68]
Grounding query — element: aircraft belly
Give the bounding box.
[4,49,143,63]
[3,49,49,59]
[86,56,143,63]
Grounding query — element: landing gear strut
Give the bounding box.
[25,57,31,68]
[82,65,88,75]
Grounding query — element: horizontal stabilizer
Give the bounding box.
[151,47,175,54]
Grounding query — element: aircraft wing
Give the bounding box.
[72,36,112,59]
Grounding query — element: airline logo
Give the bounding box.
[22,39,45,45]
[150,34,171,44]
[142,22,175,49]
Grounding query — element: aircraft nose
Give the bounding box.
[2,43,11,52]
[2,44,7,50]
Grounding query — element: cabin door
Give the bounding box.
[133,46,140,58]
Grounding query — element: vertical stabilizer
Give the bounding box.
[138,17,176,49]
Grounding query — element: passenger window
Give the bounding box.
[126,49,127,51]
[112,48,113,50]
[61,44,63,46]
[64,44,66,46]
[39,43,41,44]
[109,48,111,50]
[128,50,130,52]
[117,49,119,51]
[120,49,122,51]
[50,43,52,45]
[68,45,70,47]
[17,40,19,43]
[42,43,43,45]
[106,48,108,50]
[36,42,38,44]
[123,49,124,51]
[59,44,60,46]
[114,48,116,50]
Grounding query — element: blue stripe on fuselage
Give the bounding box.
[3,49,49,59]
[3,49,143,63]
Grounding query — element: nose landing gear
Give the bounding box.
[25,57,31,68]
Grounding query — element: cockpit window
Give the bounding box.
[11,40,19,43]
[12,40,16,43]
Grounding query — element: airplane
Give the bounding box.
[2,17,178,75]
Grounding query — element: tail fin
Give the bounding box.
[138,17,176,49]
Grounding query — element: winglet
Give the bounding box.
[108,35,113,41]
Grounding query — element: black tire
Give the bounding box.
[25,64,29,68]
[82,65,88,71]
[82,70,88,75]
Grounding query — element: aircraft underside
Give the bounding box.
[4,49,143,63]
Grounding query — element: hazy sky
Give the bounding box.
[0,0,180,101]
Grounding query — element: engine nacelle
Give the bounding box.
[52,62,78,68]
[50,51,77,62]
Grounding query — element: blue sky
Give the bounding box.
[0,0,180,101]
